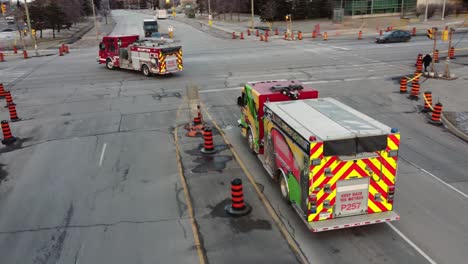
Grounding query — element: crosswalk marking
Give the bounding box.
[0,68,30,86]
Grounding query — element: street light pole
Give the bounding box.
[23,0,39,56]
[441,0,447,20]
[250,0,254,30]
[90,0,99,40]
[424,0,429,22]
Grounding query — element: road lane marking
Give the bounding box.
[201,103,309,264]
[199,87,241,93]
[98,143,107,167]
[402,157,468,199]
[174,102,207,264]
[386,222,437,264]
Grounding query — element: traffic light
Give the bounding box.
[427,29,434,39]
[1,3,6,14]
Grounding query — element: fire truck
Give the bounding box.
[237,80,400,232]
[98,35,183,76]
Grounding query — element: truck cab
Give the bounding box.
[143,19,158,37]
[237,80,319,155]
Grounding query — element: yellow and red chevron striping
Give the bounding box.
[308,135,400,222]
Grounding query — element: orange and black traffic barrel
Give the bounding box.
[429,102,443,126]
[225,178,252,216]
[1,120,16,145]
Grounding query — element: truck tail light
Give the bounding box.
[309,194,317,214]
[387,185,395,203]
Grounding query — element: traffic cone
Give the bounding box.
[247,28,251,36]
[416,60,423,72]
[0,53,4,62]
[422,91,433,113]
[240,32,244,40]
[358,30,362,40]
[399,77,407,93]
[312,30,317,38]
[4,91,13,107]
[323,32,328,41]
[13,46,18,54]
[7,103,20,122]
[59,47,64,56]
[412,27,416,36]
[23,50,28,59]
[1,120,16,145]
[0,84,5,98]
[298,31,302,40]
[225,178,252,216]
[449,47,455,59]
[193,112,202,126]
[434,49,439,63]
[64,45,70,53]
[409,81,420,100]
[415,53,422,67]
[429,102,443,126]
[201,127,215,154]
[275,28,279,35]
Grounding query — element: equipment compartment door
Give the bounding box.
[131,51,140,70]
[334,177,369,218]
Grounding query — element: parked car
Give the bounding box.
[376,30,411,43]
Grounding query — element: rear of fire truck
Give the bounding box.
[261,98,400,232]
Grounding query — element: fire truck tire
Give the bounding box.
[279,172,290,202]
[142,65,151,77]
[106,59,114,70]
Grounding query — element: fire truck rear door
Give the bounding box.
[334,177,369,218]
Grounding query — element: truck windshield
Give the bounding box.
[323,135,387,156]
[144,23,157,30]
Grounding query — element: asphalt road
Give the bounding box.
[1,9,468,264]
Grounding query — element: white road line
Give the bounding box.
[403,158,468,199]
[98,143,107,167]
[386,222,437,264]
[199,87,242,93]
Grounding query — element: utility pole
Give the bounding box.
[441,0,447,20]
[444,28,454,78]
[431,27,437,73]
[23,0,39,56]
[208,0,212,26]
[90,0,99,40]
[250,0,254,30]
[424,0,429,22]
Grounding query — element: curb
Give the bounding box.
[174,17,232,39]
[442,114,468,142]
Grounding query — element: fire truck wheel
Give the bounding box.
[106,59,114,70]
[142,65,151,77]
[279,175,290,202]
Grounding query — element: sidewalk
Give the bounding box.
[189,13,468,39]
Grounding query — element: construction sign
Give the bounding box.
[1,3,6,14]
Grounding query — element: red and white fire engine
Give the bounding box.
[98,35,183,76]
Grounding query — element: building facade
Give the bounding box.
[333,0,418,16]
